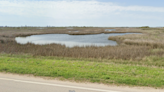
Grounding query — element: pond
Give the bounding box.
[15,33,140,47]
[68,31,79,32]
[105,29,116,32]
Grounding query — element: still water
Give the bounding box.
[15,33,139,47]
[105,29,116,32]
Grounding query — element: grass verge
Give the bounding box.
[0,54,164,88]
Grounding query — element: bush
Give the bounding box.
[139,26,150,28]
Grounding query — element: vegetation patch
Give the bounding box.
[0,42,160,60]
[0,54,164,88]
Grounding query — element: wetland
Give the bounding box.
[1,27,164,88]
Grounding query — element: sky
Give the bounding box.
[0,0,164,27]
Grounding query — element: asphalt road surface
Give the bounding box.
[0,73,163,92]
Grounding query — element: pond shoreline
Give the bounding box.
[15,33,141,47]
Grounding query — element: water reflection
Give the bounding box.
[105,29,116,32]
[68,31,79,33]
[15,33,139,47]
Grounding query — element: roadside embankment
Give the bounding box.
[0,54,164,88]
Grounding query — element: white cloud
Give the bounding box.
[0,0,164,19]
[0,0,164,26]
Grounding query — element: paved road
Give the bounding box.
[0,73,163,92]
[0,78,119,92]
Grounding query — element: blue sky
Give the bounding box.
[0,0,164,27]
[25,0,164,7]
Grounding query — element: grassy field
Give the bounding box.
[0,54,164,88]
[0,27,164,88]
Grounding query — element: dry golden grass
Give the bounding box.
[0,42,158,60]
[123,39,164,48]
[108,27,164,47]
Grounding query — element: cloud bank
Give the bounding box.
[0,0,164,26]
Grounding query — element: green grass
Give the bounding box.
[0,54,164,88]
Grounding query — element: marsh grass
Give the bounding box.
[108,28,164,48]
[0,42,159,60]
[123,39,164,48]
